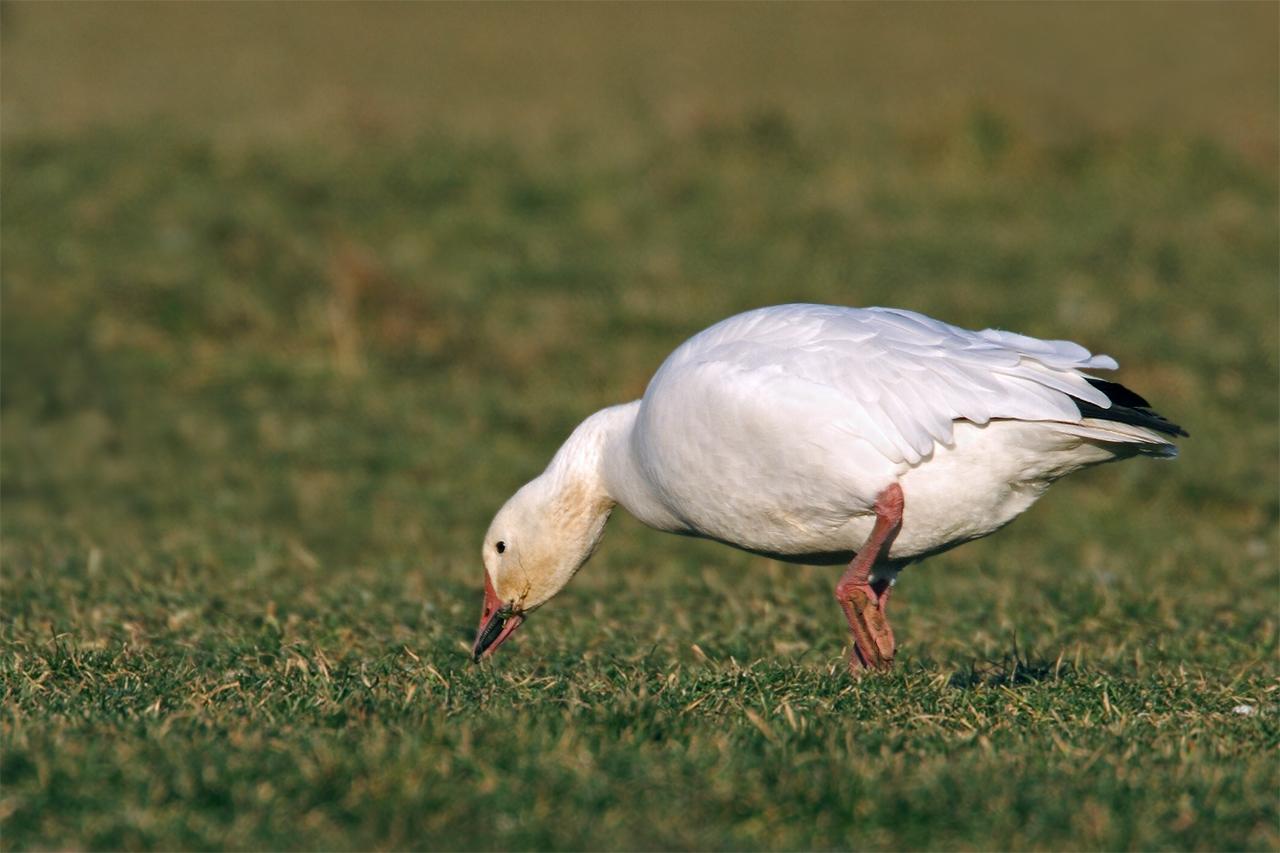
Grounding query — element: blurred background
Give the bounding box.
[5,3,1277,152]
[5,2,1275,560]
[3,3,1277,850]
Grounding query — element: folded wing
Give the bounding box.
[668,304,1175,465]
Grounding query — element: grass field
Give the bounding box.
[3,4,1278,850]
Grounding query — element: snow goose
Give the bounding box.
[471,304,1186,672]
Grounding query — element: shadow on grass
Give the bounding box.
[948,650,1074,689]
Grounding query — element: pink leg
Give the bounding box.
[834,483,904,673]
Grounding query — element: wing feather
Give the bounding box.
[665,304,1130,465]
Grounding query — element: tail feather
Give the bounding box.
[1055,420,1180,458]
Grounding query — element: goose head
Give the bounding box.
[472,473,613,661]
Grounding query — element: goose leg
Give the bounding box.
[834,483,903,673]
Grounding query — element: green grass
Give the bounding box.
[3,5,1279,851]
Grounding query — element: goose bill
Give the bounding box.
[472,608,524,661]
[472,575,524,661]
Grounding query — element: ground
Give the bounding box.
[2,4,1278,850]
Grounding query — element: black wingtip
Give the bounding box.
[1081,378,1188,438]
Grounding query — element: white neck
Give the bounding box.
[539,403,627,504]
[538,400,679,530]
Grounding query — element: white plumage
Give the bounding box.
[654,304,1121,462]
[472,304,1184,670]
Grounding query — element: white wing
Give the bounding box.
[662,304,1120,465]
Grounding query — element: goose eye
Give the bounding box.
[495,541,506,554]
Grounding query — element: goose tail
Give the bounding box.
[1063,377,1186,458]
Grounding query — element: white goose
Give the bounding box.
[472,304,1185,672]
